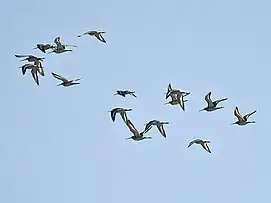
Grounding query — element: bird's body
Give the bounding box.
[78,31,106,43]
[126,119,152,141]
[51,72,81,87]
[164,99,188,105]
[187,139,211,153]
[231,106,256,126]
[199,92,227,112]
[49,49,72,54]
[109,108,132,124]
[144,120,169,138]
[114,90,137,98]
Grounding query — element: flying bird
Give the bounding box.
[15,54,44,62]
[51,72,82,87]
[33,44,55,53]
[108,108,132,124]
[125,119,152,141]
[78,31,106,43]
[187,139,211,153]
[18,64,43,85]
[48,36,76,53]
[231,106,256,126]
[199,92,227,112]
[165,83,190,99]
[166,91,186,111]
[114,90,137,98]
[18,63,44,77]
[143,120,169,138]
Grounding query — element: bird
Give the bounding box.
[187,139,211,153]
[114,90,137,98]
[18,63,44,77]
[48,36,76,53]
[143,120,169,138]
[166,91,186,111]
[108,108,132,124]
[18,64,42,85]
[199,92,227,112]
[231,106,257,126]
[15,54,44,63]
[125,119,152,141]
[51,72,82,87]
[78,31,106,43]
[33,44,55,53]
[165,83,190,99]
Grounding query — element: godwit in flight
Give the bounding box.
[78,31,106,43]
[143,120,169,138]
[187,139,211,153]
[51,72,82,87]
[199,92,227,112]
[125,119,152,141]
[109,108,132,124]
[231,106,256,126]
[114,90,137,98]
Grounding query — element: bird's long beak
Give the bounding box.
[56,83,62,86]
[125,137,132,140]
[199,109,204,112]
[113,93,118,95]
[230,122,236,125]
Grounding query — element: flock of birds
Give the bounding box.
[15,30,257,154]
[110,84,257,153]
[15,31,106,86]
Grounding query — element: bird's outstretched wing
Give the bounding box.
[51,72,69,82]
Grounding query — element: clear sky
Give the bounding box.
[1,0,270,202]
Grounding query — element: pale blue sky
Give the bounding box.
[1,0,270,202]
